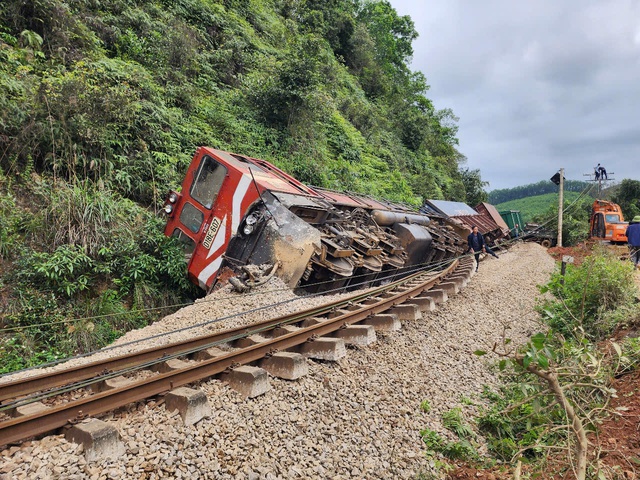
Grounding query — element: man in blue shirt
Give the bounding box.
[626,215,640,269]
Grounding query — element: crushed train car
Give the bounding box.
[163,148,467,293]
[420,200,510,246]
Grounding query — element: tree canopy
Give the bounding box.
[489,180,593,205]
[611,179,640,221]
[0,0,482,206]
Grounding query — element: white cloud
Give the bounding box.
[390,0,640,189]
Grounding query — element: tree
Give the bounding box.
[611,179,640,221]
[356,0,417,77]
[459,167,488,206]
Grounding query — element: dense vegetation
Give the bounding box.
[0,0,488,372]
[611,179,640,220]
[421,249,640,478]
[489,180,593,205]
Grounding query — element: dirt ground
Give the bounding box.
[447,241,640,480]
[548,239,631,266]
[595,364,640,477]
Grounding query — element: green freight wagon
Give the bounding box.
[499,210,524,237]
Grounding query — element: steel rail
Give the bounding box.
[0,264,449,405]
[0,259,468,445]
[0,273,435,404]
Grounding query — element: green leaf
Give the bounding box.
[498,359,507,371]
[474,350,487,356]
[531,333,546,350]
[532,397,541,413]
[537,355,549,368]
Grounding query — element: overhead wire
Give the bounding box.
[512,181,597,244]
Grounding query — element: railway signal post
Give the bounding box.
[551,169,565,247]
[583,169,615,197]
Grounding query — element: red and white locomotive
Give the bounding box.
[163,147,466,293]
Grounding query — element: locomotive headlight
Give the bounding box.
[168,192,178,204]
[245,213,258,225]
[163,204,174,214]
[243,224,254,235]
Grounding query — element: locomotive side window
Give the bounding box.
[190,155,227,209]
[180,202,204,233]
[171,228,196,257]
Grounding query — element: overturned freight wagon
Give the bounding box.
[499,210,524,237]
[420,200,510,246]
[163,148,467,294]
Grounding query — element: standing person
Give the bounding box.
[467,226,498,272]
[598,164,607,180]
[626,215,640,269]
[594,165,600,180]
[513,223,520,238]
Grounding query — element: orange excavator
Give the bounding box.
[589,200,628,243]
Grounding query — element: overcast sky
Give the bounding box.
[389,0,639,190]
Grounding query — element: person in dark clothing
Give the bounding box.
[626,215,640,269]
[598,164,607,180]
[466,226,498,272]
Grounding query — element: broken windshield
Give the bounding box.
[190,155,227,209]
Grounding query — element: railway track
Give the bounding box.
[0,256,474,448]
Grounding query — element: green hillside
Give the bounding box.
[495,191,584,224]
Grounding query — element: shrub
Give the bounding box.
[0,183,22,260]
[538,248,637,340]
[420,408,478,465]
[478,382,563,461]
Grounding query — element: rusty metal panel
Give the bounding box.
[475,202,509,234]
[454,213,498,235]
[314,188,420,214]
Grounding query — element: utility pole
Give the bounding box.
[557,168,564,248]
[583,169,615,197]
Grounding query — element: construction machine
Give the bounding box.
[589,200,628,244]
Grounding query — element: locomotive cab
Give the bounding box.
[163,148,322,291]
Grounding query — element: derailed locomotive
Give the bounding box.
[163,147,467,293]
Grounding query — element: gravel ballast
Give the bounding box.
[0,242,556,479]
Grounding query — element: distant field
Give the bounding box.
[494,191,583,224]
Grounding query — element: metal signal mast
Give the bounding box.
[583,166,614,196]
